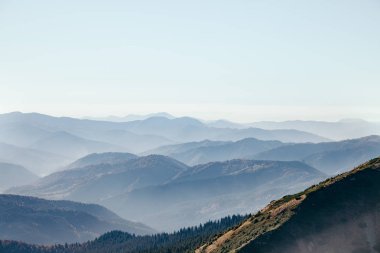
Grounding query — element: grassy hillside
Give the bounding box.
[197,157,380,253]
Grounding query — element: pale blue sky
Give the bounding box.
[0,0,379,121]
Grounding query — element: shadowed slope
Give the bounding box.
[197,157,380,253]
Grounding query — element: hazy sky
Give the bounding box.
[0,0,379,122]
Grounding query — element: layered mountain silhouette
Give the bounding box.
[196,157,380,253]
[206,118,380,140]
[0,112,332,175]
[146,136,380,176]
[250,119,380,140]
[0,194,154,244]
[145,138,285,165]
[107,159,325,230]
[253,135,380,174]
[8,155,189,202]
[0,112,174,165]
[3,157,380,253]
[9,155,325,231]
[3,111,380,251]
[0,112,327,144]
[89,115,327,143]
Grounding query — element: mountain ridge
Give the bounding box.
[0,194,155,245]
[8,155,325,231]
[197,157,380,253]
[253,135,380,174]
[3,158,379,253]
[145,138,285,165]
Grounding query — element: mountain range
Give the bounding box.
[6,134,380,231]
[8,153,326,231]
[2,157,380,252]
[0,194,154,244]
[249,118,380,140]
[145,138,285,165]
[2,111,380,251]
[87,114,380,141]
[0,112,329,176]
[106,159,325,230]
[206,118,380,141]
[146,135,380,175]
[253,135,380,174]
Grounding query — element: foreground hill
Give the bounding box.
[0,163,39,192]
[145,138,285,165]
[9,155,325,231]
[197,157,380,253]
[0,195,154,245]
[254,135,380,174]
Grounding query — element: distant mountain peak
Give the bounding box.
[147,112,175,119]
[66,152,138,169]
[338,118,368,123]
[356,134,380,142]
[87,112,176,122]
[135,154,189,169]
[141,115,203,126]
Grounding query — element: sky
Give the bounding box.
[0,0,379,122]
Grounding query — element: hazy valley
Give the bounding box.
[2,1,378,251]
[1,112,380,252]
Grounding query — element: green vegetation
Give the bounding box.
[0,215,246,253]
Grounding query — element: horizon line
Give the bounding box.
[1,110,378,124]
